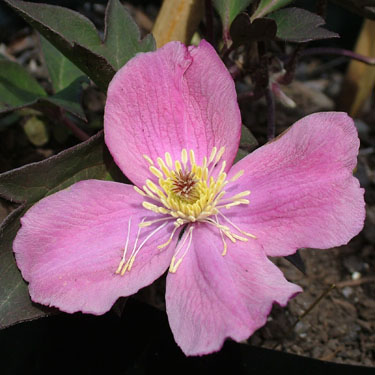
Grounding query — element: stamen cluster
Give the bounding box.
[116,147,256,276]
[136,147,248,222]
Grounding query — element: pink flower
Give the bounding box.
[13,40,365,356]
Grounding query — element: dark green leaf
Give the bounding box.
[251,0,294,19]
[4,0,155,91]
[41,36,85,93]
[267,8,339,42]
[4,0,111,91]
[0,133,125,328]
[230,13,277,47]
[0,59,87,119]
[0,59,47,113]
[101,0,155,71]
[213,0,254,35]
[44,76,89,120]
[0,204,54,329]
[234,125,258,162]
[0,112,21,132]
[0,132,123,203]
[5,0,102,48]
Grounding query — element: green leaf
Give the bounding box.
[41,36,85,93]
[0,58,87,119]
[100,0,156,71]
[4,0,155,91]
[213,0,254,34]
[0,204,54,329]
[234,125,258,162]
[3,0,110,91]
[230,13,277,47]
[267,8,339,42]
[0,59,47,112]
[251,0,294,19]
[0,132,123,203]
[0,132,125,328]
[45,76,89,120]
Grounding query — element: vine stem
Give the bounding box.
[60,113,90,141]
[301,47,375,65]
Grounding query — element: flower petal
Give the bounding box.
[14,180,177,314]
[104,40,241,187]
[227,112,365,257]
[165,223,301,356]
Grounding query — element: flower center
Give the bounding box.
[170,169,199,203]
[116,147,256,276]
[136,147,252,223]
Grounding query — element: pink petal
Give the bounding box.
[104,40,241,187]
[165,223,301,356]
[227,112,365,257]
[14,180,177,314]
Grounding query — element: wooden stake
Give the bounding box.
[339,19,375,116]
[152,0,204,48]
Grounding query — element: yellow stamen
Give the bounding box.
[143,154,154,165]
[169,226,194,273]
[209,147,217,164]
[165,152,173,169]
[181,149,188,168]
[230,169,244,182]
[115,217,132,274]
[149,166,164,179]
[189,149,196,166]
[215,146,225,164]
[133,186,146,197]
[157,223,181,249]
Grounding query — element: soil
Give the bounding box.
[0,0,374,368]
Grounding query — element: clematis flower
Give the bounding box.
[14,40,365,356]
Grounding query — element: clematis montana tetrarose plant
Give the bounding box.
[14,40,365,356]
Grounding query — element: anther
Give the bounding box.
[165,152,173,169]
[230,169,244,182]
[133,186,146,197]
[143,154,154,165]
[157,224,180,249]
[209,147,217,164]
[175,160,182,172]
[115,217,132,274]
[215,146,225,164]
[157,157,170,176]
[169,226,194,273]
[181,149,188,168]
[125,221,169,273]
[149,166,164,179]
[189,150,196,166]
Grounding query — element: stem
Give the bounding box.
[301,47,375,65]
[61,114,90,141]
[38,105,90,142]
[279,44,305,85]
[265,87,275,140]
[237,89,264,103]
[204,0,214,45]
[220,43,234,60]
